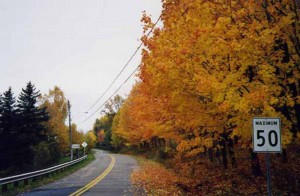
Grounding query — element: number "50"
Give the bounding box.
[257,130,278,147]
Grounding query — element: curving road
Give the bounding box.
[19,149,138,196]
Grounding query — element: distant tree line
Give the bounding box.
[0,82,95,177]
[93,95,124,151]
[0,82,56,174]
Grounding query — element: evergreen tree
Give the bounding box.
[0,93,3,134]
[0,93,4,171]
[16,82,49,168]
[0,88,18,170]
[1,88,17,134]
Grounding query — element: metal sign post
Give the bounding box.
[252,117,281,196]
[266,152,271,196]
[72,144,80,159]
[68,100,73,160]
[82,142,88,155]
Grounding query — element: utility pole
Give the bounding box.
[68,100,73,160]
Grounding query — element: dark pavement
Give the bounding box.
[18,150,138,196]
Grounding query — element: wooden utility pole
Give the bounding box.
[68,100,73,160]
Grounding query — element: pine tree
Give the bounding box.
[1,88,17,134]
[0,93,3,134]
[0,88,18,170]
[16,82,49,168]
[18,82,49,141]
[0,93,3,170]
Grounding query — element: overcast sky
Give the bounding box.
[0,0,162,132]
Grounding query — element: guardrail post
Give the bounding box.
[2,184,8,192]
[32,176,38,182]
[13,181,18,187]
[24,179,29,185]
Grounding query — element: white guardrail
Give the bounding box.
[0,155,87,192]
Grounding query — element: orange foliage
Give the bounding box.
[114,0,300,194]
[113,0,299,153]
[97,129,105,143]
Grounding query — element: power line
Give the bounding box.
[75,15,161,123]
[78,65,140,125]
[72,111,88,120]
[76,15,162,120]
[77,2,196,125]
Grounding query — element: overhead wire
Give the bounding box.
[74,15,162,122]
[77,15,162,124]
[78,65,140,125]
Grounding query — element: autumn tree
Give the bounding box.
[114,2,300,192]
[71,124,84,145]
[137,0,299,163]
[40,86,69,154]
[85,130,97,152]
[93,115,113,149]
[112,83,169,149]
[111,111,126,150]
[93,95,124,150]
[70,124,85,157]
[97,129,105,143]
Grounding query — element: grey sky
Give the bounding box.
[0,0,162,132]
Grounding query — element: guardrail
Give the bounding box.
[0,155,87,192]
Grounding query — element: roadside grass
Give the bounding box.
[0,151,96,196]
[57,155,71,164]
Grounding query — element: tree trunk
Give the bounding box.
[250,150,262,176]
[208,148,214,162]
[220,140,228,169]
[216,148,221,166]
[228,138,237,168]
[282,148,288,163]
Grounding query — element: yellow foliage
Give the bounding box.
[114,0,299,158]
[85,130,97,151]
[40,86,69,153]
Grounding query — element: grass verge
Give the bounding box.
[0,151,96,196]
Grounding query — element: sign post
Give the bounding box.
[81,142,88,155]
[253,117,281,196]
[68,100,73,160]
[72,144,80,159]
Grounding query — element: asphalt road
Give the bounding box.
[19,149,138,196]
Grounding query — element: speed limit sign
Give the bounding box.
[252,117,281,153]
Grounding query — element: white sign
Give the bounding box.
[72,144,80,149]
[252,117,281,153]
[81,141,88,148]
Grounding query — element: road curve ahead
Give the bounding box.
[19,150,138,196]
